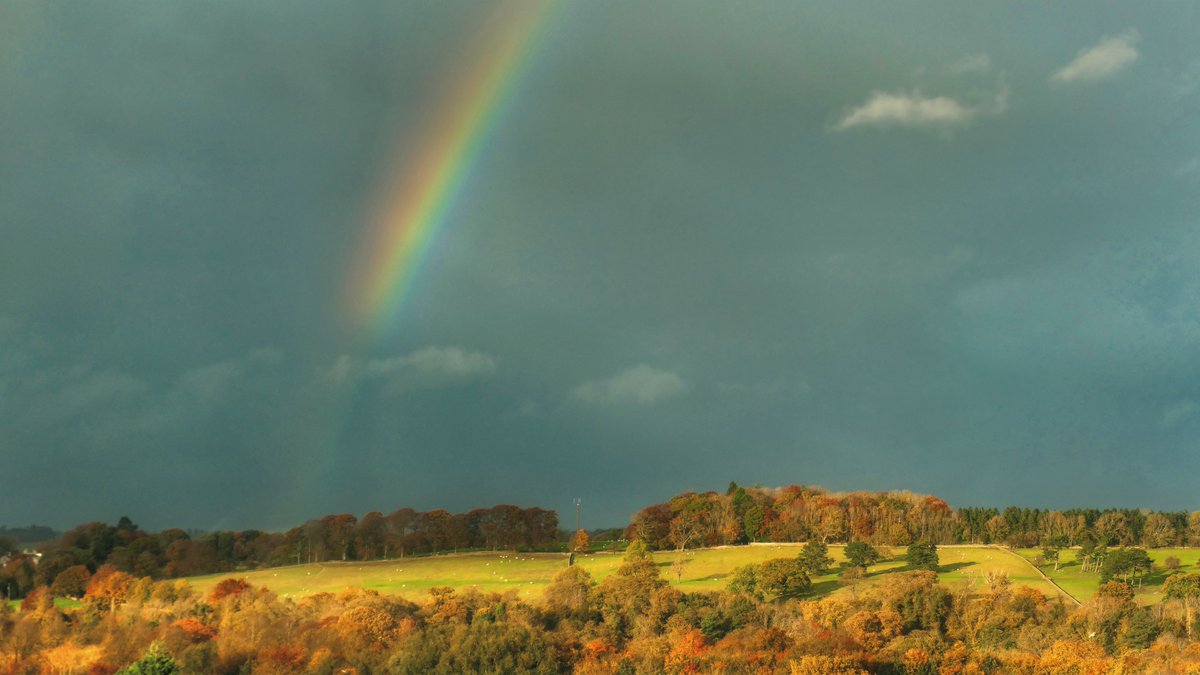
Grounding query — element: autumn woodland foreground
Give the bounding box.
[8,484,1200,672]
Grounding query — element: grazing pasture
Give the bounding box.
[185,544,1067,603]
[1017,547,1200,605]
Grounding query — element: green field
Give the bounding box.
[6,597,81,611]
[1017,547,1200,605]
[185,544,1067,603]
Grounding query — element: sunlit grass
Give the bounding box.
[1016,547,1200,605]
[184,544,1065,603]
[6,597,81,610]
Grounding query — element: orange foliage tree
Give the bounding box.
[84,565,133,612]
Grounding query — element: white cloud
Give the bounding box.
[326,346,496,392]
[325,354,358,383]
[48,369,148,422]
[834,85,1007,132]
[366,346,495,378]
[175,361,244,403]
[135,349,284,430]
[946,54,991,75]
[716,379,811,399]
[1162,400,1199,429]
[1051,31,1139,83]
[573,364,687,405]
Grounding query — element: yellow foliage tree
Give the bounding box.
[571,529,590,553]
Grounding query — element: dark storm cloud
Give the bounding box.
[3,0,1200,531]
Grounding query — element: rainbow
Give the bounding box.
[348,0,559,334]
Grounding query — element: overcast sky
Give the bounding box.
[3,1,1200,532]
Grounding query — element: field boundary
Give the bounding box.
[999,545,1081,606]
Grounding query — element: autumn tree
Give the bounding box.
[985,515,1008,544]
[757,558,811,600]
[323,514,358,560]
[624,539,651,561]
[1040,510,1073,545]
[163,538,219,577]
[208,578,251,603]
[1188,511,1200,546]
[595,549,675,642]
[789,655,869,675]
[843,609,903,651]
[628,504,673,549]
[524,507,559,549]
[84,565,133,612]
[671,556,690,583]
[355,511,388,559]
[1163,573,1200,636]
[907,496,958,544]
[1094,511,1132,547]
[727,564,761,599]
[1141,512,1177,548]
[543,566,595,622]
[50,565,90,598]
[0,554,37,599]
[668,492,713,550]
[570,529,590,553]
[714,495,744,545]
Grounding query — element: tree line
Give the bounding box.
[1,506,558,600]
[9,482,1200,602]
[627,482,1200,550]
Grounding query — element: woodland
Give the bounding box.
[7,484,1200,672]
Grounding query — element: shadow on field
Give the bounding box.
[1142,569,1173,586]
[847,560,977,581]
[862,563,907,579]
[809,579,840,597]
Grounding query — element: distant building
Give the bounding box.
[0,550,43,567]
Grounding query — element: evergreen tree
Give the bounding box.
[798,541,834,575]
[844,541,880,569]
[906,542,939,571]
[118,643,178,675]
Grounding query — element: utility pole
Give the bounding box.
[574,498,581,531]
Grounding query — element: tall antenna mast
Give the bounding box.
[574,498,581,531]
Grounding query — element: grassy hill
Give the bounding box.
[185,544,1068,604]
[1016,547,1200,605]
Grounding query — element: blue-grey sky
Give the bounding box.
[3,1,1200,531]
